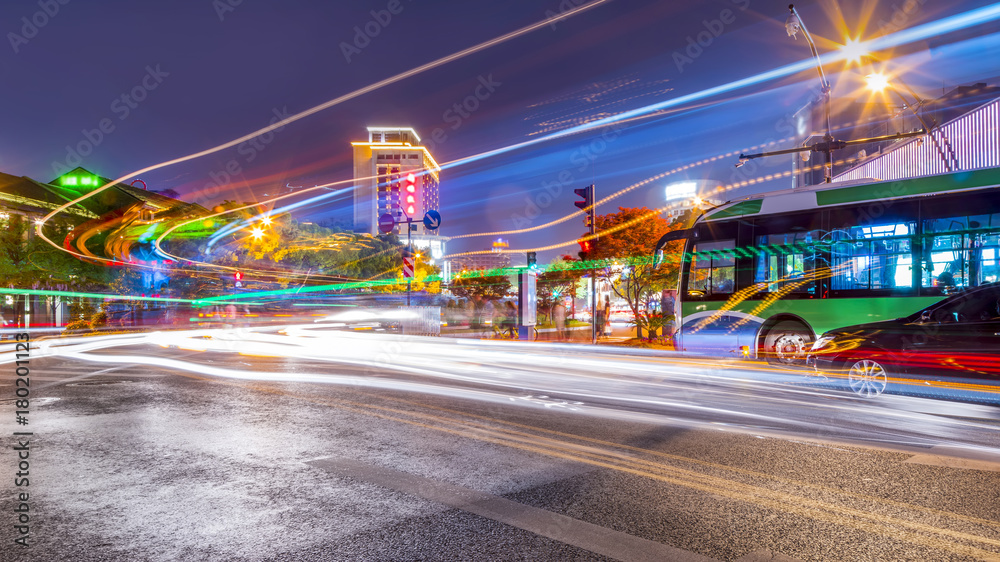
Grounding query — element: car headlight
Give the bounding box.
[810,336,835,351]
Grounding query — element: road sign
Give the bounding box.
[378,213,396,234]
[422,209,441,230]
[402,257,415,278]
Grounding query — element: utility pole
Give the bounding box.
[739,4,932,181]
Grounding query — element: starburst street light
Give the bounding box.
[250,227,264,240]
[865,72,890,93]
[862,70,956,171]
[736,5,929,184]
[260,216,273,227]
[840,37,869,66]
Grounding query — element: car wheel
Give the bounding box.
[764,321,812,366]
[847,359,888,398]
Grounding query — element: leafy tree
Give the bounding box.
[590,207,681,339]
[448,271,512,328]
[0,216,111,291]
[376,257,441,294]
[537,256,584,321]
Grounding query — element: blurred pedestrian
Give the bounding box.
[662,289,677,338]
[602,295,611,337]
[552,301,567,340]
[594,299,606,340]
[503,301,517,337]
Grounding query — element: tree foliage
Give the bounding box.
[449,272,511,304]
[537,256,583,318]
[590,206,681,338]
[0,215,111,291]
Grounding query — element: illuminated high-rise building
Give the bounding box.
[353,127,441,238]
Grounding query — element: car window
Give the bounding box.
[929,287,1000,323]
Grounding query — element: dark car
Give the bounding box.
[808,283,1000,399]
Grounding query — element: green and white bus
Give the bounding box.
[663,167,1000,364]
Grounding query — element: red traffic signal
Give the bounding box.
[234,271,243,281]
[404,173,417,193]
[578,234,592,261]
[402,173,418,215]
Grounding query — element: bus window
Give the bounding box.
[831,222,914,291]
[753,231,822,294]
[690,240,735,296]
[922,214,1000,289]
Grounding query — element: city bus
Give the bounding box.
[660,167,1000,364]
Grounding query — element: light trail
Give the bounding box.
[442,157,849,258]
[42,3,1000,278]
[22,325,1000,436]
[36,0,614,257]
[24,325,1000,559]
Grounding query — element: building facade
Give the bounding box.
[352,127,441,238]
[832,93,1000,183]
[792,82,1000,187]
[451,239,512,272]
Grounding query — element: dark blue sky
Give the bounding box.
[3,0,999,262]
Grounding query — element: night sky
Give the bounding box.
[3,0,1000,263]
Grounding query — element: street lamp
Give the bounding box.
[863,70,957,172]
[737,5,928,184]
[785,4,836,182]
[865,72,890,93]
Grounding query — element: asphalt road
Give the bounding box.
[2,327,1000,561]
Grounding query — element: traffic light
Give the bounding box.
[527,252,537,269]
[575,184,596,238]
[578,235,592,262]
[573,185,593,211]
[234,271,243,288]
[402,173,418,216]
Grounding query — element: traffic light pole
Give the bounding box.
[406,219,412,307]
[586,185,597,344]
[573,184,598,343]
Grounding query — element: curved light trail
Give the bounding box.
[35,0,615,255]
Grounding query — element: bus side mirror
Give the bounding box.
[919,310,931,323]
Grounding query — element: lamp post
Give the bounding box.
[737,4,929,184]
[784,4,835,183]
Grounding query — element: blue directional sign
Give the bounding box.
[422,209,441,230]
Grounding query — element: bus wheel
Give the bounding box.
[764,321,812,366]
[847,359,888,398]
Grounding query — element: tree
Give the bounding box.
[448,271,512,328]
[537,256,584,322]
[590,207,682,339]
